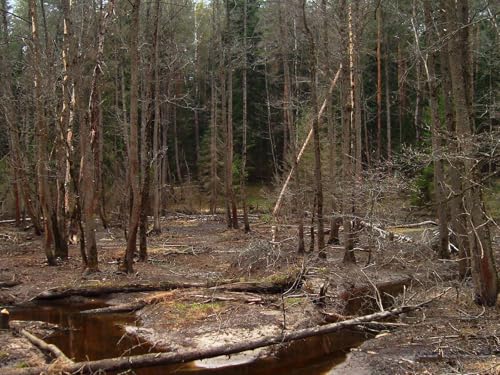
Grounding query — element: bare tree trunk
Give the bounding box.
[264,53,278,177]
[1,2,43,235]
[209,73,218,214]
[240,0,250,233]
[220,5,237,230]
[80,0,116,273]
[376,3,382,162]
[385,36,392,168]
[444,0,498,306]
[342,0,355,264]
[161,81,170,215]
[221,65,231,226]
[397,41,406,145]
[173,82,182,186]
[139,20,155,262]
[121,0,142,274]
[302,0,325,257]
[278,0,293,168]
[29,0,56,266]
[438,2,470,278]
[152,0,161,234]
[421,0,449,259]
[207,1,219,214]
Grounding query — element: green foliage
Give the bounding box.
[411,165,434,207]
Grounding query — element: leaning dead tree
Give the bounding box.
[273,66,343,218]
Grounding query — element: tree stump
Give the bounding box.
[1,308,10,329]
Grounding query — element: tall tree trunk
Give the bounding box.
[1,1,43,235]
[264,53,278,177]
[397,41,406,145]
[80,0,116,273]
[173,83,183,186]
[443,0,498,306]
[342,0,355,264]
[121,0,142,274]
[422,0,449,259]
[439,36,470,277]
[152,0,162,234]
[302,0,325,257]
[376,3,382,162]
[209,73,218,214]
[29,0,56,266]
[139,27,154,262]
[240,0,250,232]
[59,0,76,258]
[385,36,392,168]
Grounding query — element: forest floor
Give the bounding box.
[0,211,499,374]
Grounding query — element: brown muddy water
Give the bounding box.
[10,299,369,374]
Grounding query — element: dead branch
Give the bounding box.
[360,220,413,243]
[80,301,147,314]
[273,65,343,217]
[390,221,437,228]
[15,328,73,364]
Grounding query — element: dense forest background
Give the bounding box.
[0,0,498,304]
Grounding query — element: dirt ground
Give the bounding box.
[0,213,499,374]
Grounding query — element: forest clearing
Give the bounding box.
[1,192,499,374]
[0,0,499,374]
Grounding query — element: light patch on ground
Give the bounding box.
[193,325,280,368]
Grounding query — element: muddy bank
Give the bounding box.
[331,289,500,375]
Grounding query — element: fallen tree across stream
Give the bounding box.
[32,280,233,300]
[63,302,429,374]
[33,277,299,301]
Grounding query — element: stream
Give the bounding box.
[10,299,369,374]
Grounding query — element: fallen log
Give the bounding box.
[389,220,437,229]
[80,301,147,314]
[0,281,21,288]
[33,280,235,300]
[360,220,413,243]
[15,328,73,364]
[64,302,427,374]
[192,292,271,304]
[211,279,299,294]
[0,218,32,224]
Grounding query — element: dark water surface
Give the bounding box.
[11,299,368,374]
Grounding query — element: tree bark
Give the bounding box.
[80,0,116,273]
[443,0,498,306]
[421,0,449,259]
[342,0,355,264]
[376,3,382,162]
[303,0,325,257]
[1,2,43,236]
[152,0,162,234]
[29,0,56,266]
[121,0,142,274]
[240,0,250,232]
